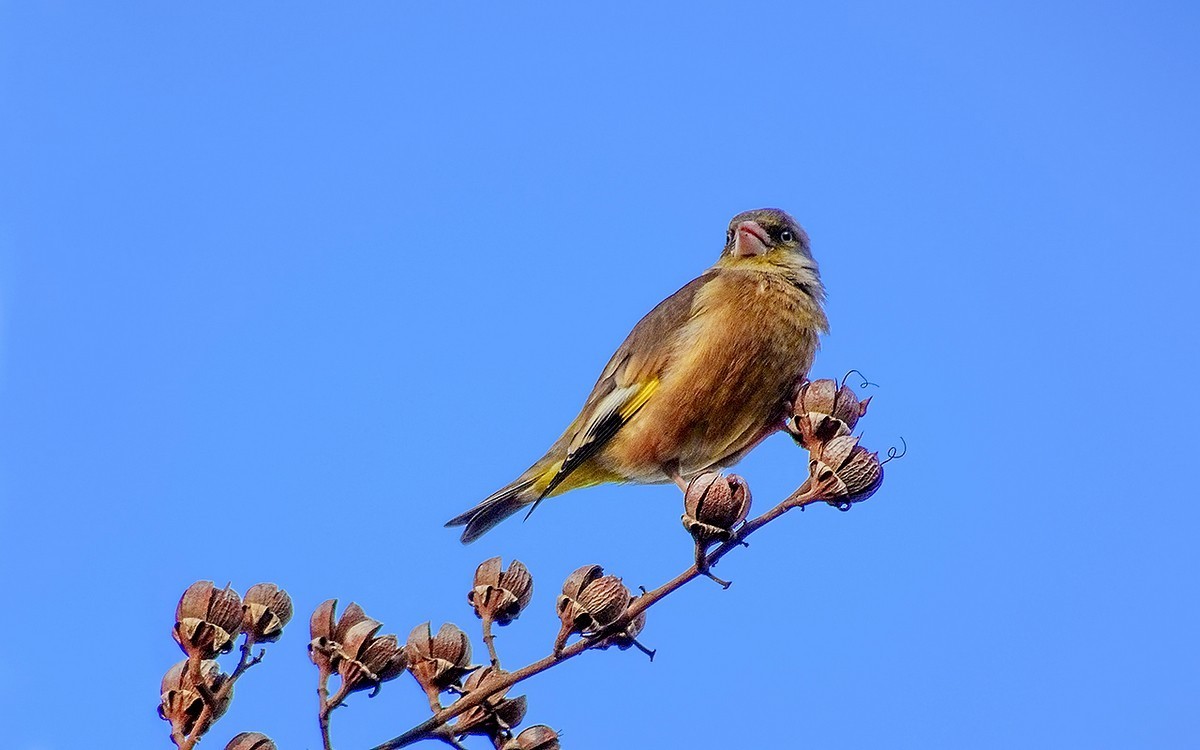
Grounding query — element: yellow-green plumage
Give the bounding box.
[446,208,828,543]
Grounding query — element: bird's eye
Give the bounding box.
[780,229,794,243]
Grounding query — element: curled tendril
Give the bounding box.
[881,436,907,466]
[841,369,878,389]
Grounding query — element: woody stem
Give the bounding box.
[317,667,337,750]
[481,615,501,668]
[368,475,830,750]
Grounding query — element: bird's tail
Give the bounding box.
[445,476,542,544]
[448,451,622,543]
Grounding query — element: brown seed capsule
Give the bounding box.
[790,379,871,449]
[225,732,277,750]
[174,582,244,659]
[810,434,884,507]
[158,658,231,740]
[306,599,406,695]
[407,622,474,709]
[468,557,534,626]
[575,575,630,627]
[682,472,751,544]
[242,583,293,644]
[502,725,562,750]
[337,620,409,696]
[453,666,528,739]
[554,565,631,654]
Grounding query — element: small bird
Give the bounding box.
[446,208,829,543]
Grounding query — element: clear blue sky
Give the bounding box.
[2,2,1197,748]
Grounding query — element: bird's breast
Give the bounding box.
[606,270,824,479]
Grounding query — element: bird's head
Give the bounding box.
[718,208,813,268]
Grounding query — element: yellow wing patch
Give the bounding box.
[536,377,660,504]
[619,377,659,419]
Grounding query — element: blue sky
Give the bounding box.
[2,2,1197,748]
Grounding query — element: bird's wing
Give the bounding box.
[536,270,717,501]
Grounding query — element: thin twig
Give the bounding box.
[319,705,335,749]
[317,666,335,750]
[228,640,266,683]
[481,615,501,669]
[368,475,831,750]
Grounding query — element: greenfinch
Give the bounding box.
[447,208,828,543]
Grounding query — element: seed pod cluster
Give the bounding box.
[162,581,291,748]
[296,563,561,745]
[790,378,884,508]
[309,600,408,698]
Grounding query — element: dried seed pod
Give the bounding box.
[468,557,534,626]
[308,601,379,670]
[309,599,377,674]
[242,583,293,643]
[158,658,231,740]
[790,378,870,449]
[407,622,475,709]
[810,434,884,507]
[307,599,406,695]
[336,619,408,696]
[682,472,751,545]
[575,575,630,628]
[174,581,244,659]
[225,732,277,750]
[681,473,752,588]
[502,725,562,750]
[554,566,631,654]
[453,666,528,739]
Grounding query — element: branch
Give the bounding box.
[369,474,834,750]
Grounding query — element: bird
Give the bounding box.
[446,208,829,543]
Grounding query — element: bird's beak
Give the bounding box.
[732,221,770,257]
